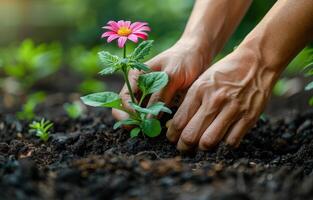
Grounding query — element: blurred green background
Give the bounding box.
[0,0,312,118]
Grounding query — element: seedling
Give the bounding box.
[303,61,313,105]
[17,92,46,120]
[81,20,171,138]
[29,119,53,142]
[64,102,84,119]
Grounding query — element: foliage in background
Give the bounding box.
[17,92,46,120]
[0,39,62,93]
[303,58,313,105]
[63,102,84,119]
[68,45,106,94]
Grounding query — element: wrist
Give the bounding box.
[232,44,281,89]
[176,36,212,70]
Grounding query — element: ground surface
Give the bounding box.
[2,94,313,200]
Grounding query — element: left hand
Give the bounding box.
[166,48,278,151]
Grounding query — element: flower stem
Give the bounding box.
[122,45,136,104]
[123,45,126,58]
[138,93,146,107]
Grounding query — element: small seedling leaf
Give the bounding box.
[305,82,313,91]
[141,118,161,137]
[129,102,171,116]
[113,119,139,130]
[130,62,150,72]
[302,62,313,76]
[98,51,121,75]
[81,92,122,109]
[309,96,313,106]
[138,71,168,95]
[130,128,140,138]
[129,40,153,61]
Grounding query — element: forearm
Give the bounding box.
[180,0,252,59]
[238,0,313,77]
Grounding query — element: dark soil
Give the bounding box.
[2,93,313,200]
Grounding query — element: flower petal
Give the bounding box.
[107,34,120,43]
[133,31,148,36]
[118,20,126,27]
[128,34,138,43]
[106,21,119,31]
[135,26,151,32]
[124,21,131,28]
[130,22,148,31]
[133,33,148,40]
[117,36,127,48]
[102,26,118,32]
[101,31,116,38]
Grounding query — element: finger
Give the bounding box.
[145,57,162,71]
[176,103,220,152]
[112,109,129,121]
[224,118,254,148]
[166,89,201,143]
[198,101,240,150]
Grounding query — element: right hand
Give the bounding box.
[112,39,211,120]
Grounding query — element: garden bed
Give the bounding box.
[1,92,313,200]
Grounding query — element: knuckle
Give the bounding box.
[226,137,238,147]
[166,133,177,143]
[242,114,258,123]
[180,132,195,147]
[199,135,218,150]
[171,117,185,133]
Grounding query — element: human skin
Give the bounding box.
[112,0,252,119]
[168,0,313,151]
[113,0,313,151]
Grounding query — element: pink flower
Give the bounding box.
[101,20,151,48]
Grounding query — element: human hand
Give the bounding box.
[166,48,278,151]
[112,39,211,120]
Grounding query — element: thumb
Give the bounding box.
[145,57,163,72]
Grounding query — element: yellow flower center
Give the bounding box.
[117,27,132,36]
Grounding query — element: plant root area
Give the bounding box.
[2,106,313,200]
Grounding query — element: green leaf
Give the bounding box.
[98,51,121,75]
[138,71,169,95]
[302,62,313,75]
[129,102,171,116]
[141,118,161,137]
[130,128,141,138]
[130,62,150,72]
[81,92,122,109]
[305,82,313,91]
[129,40,153,61]
[113,119,139,130]
[309,96,313,106]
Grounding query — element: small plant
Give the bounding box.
[29,119,53,142]
[17,92,46,120]
[303,61,313,105]
[81,20,171,138]
[64,102,84,119]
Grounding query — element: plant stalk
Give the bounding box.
[122,45,136,104]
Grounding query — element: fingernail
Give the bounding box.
[166,119,173,128]
[177,139,189,152]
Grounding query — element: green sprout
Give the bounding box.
[64,102,84,119]
[81,40,171,138]
[303,61,313,105]
[17,92,46,120]
[29,119,53,142]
